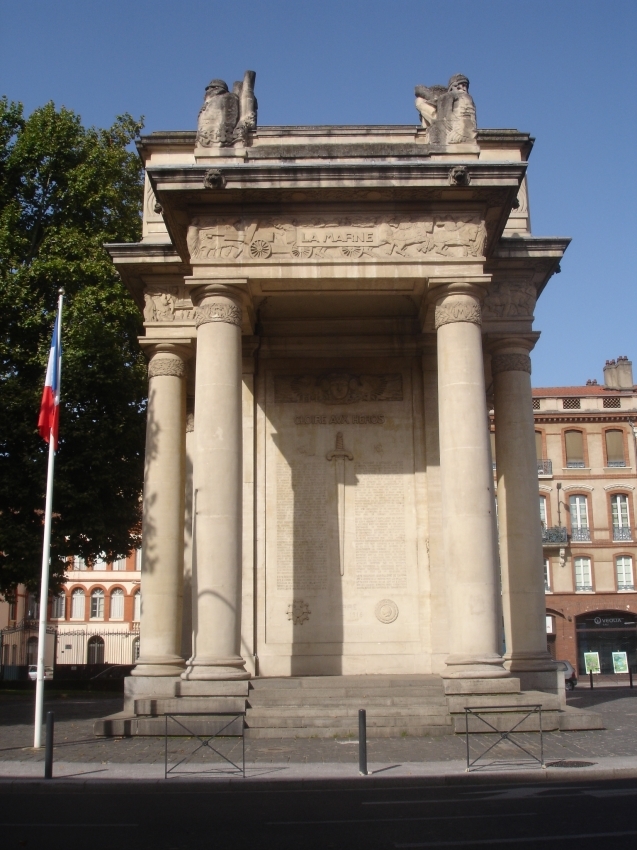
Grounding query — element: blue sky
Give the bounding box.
[1,0,635,387]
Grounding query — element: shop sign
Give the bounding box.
[612,651,629,674]
[577,612,637,630]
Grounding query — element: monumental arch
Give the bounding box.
[109,72,569,695]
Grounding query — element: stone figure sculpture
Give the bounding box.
[196,70,257,147]
[414,74,477,145]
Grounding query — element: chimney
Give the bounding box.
[616,355,634,389]
[604,359,619,388]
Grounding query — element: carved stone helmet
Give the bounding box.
[448,74,470,90]
[205,79,229,94]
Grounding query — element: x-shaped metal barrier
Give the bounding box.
[164,713,246,779]
[464,704,545,771]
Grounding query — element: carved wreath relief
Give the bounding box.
[287,599,311,625]
[275,373,403,405]
[187,213,486,263]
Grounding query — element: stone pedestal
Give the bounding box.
[133,345,190,676]
[182,285,249,680]
[491,338,557,687]
[434,282,507,679]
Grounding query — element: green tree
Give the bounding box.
[0,97,147,594]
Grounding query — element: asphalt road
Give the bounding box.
[2,777,637,850]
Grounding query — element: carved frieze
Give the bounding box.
[195,302,242,328]
[148,357,186,379]
[274,373,403,405]
[491,353,532,375]
[144,289,177,322]
[434,298,481,329]
[187,212,487,263]
[482,281,536,320]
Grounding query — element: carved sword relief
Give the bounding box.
[326,432,353,577]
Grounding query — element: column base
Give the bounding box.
[504,651,558,674]
[443,653,510,679]
[181,656,250,681]
[131,655,186,677]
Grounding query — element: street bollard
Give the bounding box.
[589,670,594,690]
[358,709,368,776]
[44,711,54,779]
[630,669,634,689]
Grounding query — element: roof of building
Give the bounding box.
[532,386,636,397]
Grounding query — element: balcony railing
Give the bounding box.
[618,583,635,591]
[542,526,568,545]
[575,584,594,593]
[537,459,553,475]
[571,527,591,542]
[608,460,627,468]
[566,460,586,468]
[613,526,633,541]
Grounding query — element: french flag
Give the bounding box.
[38,313,62,449]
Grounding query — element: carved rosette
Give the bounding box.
[491,353,532,375]
[148,356,186,379]
[195,302,242,328]
[434,296,482,330]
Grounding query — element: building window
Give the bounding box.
[8,597,17,620]
[611,493,631,541]
[26,593,39,620]
[87,635,105,665]
[574,556,593,592]
[132,637,140,663]
[539,496,547,530]
[544,559,551,593]
[93,555,107,570]
[110,588,124,620]
[565,430,585,467]
[605,430,626,467]
[569,494,590,541]
[112,558,127,571]
[51,593,65,619]
[90,588,104,620]
[616,556,635,591]
[603,396,621,409]
[26,636,38,666]
[71,589,85,620]
[74,556,88,571]
[135,549,142,571]
[133,591,141,622]
[546,615,554,634]
[490,432,496,471]
[563,397,581,410]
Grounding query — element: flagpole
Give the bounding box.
[34,289,64,749]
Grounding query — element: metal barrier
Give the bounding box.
[164,713,245,779]
[464,704,545,772]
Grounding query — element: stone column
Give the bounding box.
[133,344,190,676]
[434,282,507,679]
[491,338,557,686]
[183,284,249,680]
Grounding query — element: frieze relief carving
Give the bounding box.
[434,298,481,329]
[148,357,186,379]
[195,302,242,328]
[274,373,403,405]
[482,281,536,319]
[143,289,177,322]
[186,212,486,263]
[491,353,532,375]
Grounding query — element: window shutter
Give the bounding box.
[535,432,543,460]
[605,430,624,464]
[565,431,584,463]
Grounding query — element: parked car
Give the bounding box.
[27,665,53,681]
[557,660,577,689]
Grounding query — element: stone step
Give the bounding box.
[246,714,452,729]
[134,697,246,716]
[443,678,521,696]
[245,724,453,739]
[248,693,448,706]
[249,675,444,691]
[95,714,245,737]
[247,705,450,719]
[249,688,447,701]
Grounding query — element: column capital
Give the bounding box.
[141,342,193,379]
[489,335,539,376]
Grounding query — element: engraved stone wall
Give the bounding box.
[354,461,407,589]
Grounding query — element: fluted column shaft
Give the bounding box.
[133,345,189,676]
[183,285,248,680]
[491,339,556,676]
[434,284,507,678]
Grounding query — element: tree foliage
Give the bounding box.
[0,97,147,594]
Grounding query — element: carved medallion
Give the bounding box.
[287,599,311,625]
[275,373,403,405]
[375,599,399,624]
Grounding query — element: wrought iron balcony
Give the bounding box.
[542,526,568,545]
[566,460,586,468]
[571,527,591,542]
[618,583,635,591]
[613,526,633,541]
[537,459,553,475]
[608,460,627,468]
[575,584,594,593]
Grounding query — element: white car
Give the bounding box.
[28,665,54,681]
[557,660,577,689]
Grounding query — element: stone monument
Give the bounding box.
[104,70,572,732]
